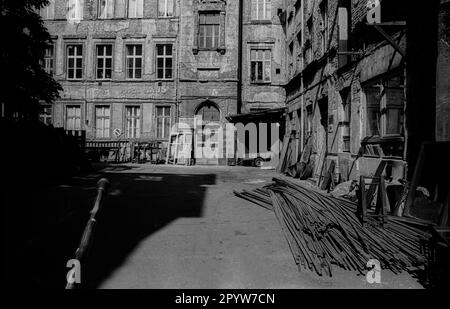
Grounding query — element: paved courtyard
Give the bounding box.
[4,164,423,288]
[79,164,422,289]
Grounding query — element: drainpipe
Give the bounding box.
[237,0,244,114]
[300,0,305,151]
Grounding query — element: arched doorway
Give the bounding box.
[195,102,221,165]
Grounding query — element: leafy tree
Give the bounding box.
[0,0,62,119]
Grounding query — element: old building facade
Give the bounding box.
[40,0,287,164]
[240,0,286,113]
[39,0,448,169]
[283,0,409,183]
[40,0,181,161]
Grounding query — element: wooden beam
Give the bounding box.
[372,24,406,57]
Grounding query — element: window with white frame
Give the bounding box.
[98,0,114,19]
[96,44,113,80]
[39,105,53,126]
[126,106,141,138]
[251,0,271,21]
[128,0,143,18]
[40,0,55,20]
[126,44,143,79]
[67,44,83,80]
[95,106,111,138]
[42,45,55,75]
[67,0,84,20]
[250,49,271,83]
[158,0,174,17]
[156,44,173,80]
[66,106,82,130]
[156,106,171,139]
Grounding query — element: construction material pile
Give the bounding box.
[235,178,431,277]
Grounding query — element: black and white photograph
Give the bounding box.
[1,0,449,294]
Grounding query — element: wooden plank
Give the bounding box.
[366,161,388,206]
[277,135,290,173]
[320,160,336,191]
[359,176,368,226]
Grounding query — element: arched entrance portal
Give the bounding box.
[195,102,221,165]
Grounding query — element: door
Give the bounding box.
[195,103,221,165]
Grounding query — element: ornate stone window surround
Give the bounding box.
[193,0,227,55]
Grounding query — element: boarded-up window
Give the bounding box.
[66,106,82,131]
[158,0,174,17]
[67,0,83,20]
[40,0,55,20]
[95,106,111,138]
[251,0,271,20]
[156,106,171,139]
[128,0,143,18]
[98,0,114,19]
[126,106,141,138]
[114,0,127,18]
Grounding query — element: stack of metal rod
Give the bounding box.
[235,178,431,277]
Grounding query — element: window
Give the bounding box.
[306,104,313,136]
[338,0,351,68]
[366,87,381,136]
[39,105,53,126]
[304,39,313,65]
[251,0,271,21]
[67,0,83,20]
[128,0,143,18]
[42,45,55,75]
[40,0,55,20]
[96,44,113,80]
[320,0,329,55]
[95,106,111,138]
[340,88,351,152]
[66,106,82,130]
[67,45,83,80]
[199,13,220,50]
[364,75,405,137]
[158,0,174,17]
[126,45,143,79]
[156,106,171,139]
[126,106,141,138]
[250,49,271,83]
[156,44,173,80]
[98,0,114,19]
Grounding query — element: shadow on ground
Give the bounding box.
[2,168,215,288]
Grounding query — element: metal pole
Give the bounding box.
[65,178,110,289]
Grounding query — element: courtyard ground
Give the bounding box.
[3,164,424,289]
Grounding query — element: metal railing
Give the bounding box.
[65,178,110,289]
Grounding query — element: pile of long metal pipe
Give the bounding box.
[235,178,431,277]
